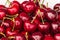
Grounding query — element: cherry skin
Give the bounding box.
[57,14,60,21]
[54,3,60,14]
[54,33,60,40]
[38,22,50,34]
[31,32,43,40]
[2,19,14,29]
[45,10,56,21]
[0,9,6,20]
[0,5,6,9]
[7,1,20,15]
[6,27,18,37]
[14,17,23,30]
[0,26,4,33]
[22,1,36,13]
[51,21,59,33]
[1,37,8,40]
[35,7,46,20]
[15,33,26,40]
[44,34,55,40]
[24,21,37,33]
[19,12,31,22]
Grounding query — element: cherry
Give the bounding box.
[0,5,6,9]
[24,21,37,33]
[2,19,14,28]
[44,34,55,40]
[38,22,50,34]
[7,1,20,15]
[54,33,60,40]
[45,10,56,21]
[54,3,60,14]
[6,27,18,36]
[31,32,43,40]
[19,12,31,22]
[21,1,36,13]
[57,14,60,21]
[51,21,59,33]
[35,7,46,20]
[0,9,6,20]
[14,17,23,30]
[0,26,4,33]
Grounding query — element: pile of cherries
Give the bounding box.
[0,0,60,40]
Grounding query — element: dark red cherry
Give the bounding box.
[24,21,37,32]
[2,19,14,28]
[35,7,46,20]
[7,1,20,15]
[51,21,59,33]
[22,1,36,13]
[0,26,4,33]
[6,27,18,36]
[44,34,55,40]
[45,10,56,21]
[38,22,50,33]
[19,12,31,22]
[54,3,60,14]
[15,33,26,40]
[32,32,43,40]
[54,33,60,40]
[14,17,23,30]
[0,9,6,20]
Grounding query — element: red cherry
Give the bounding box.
[57,14,60,21]
[15,33,26,40]
[0,26,4,32]
[2,19,14,28]
[45,10,56,21]
[32,32,43,40]
[35,7,46,20]
[24,21,37,32]
[0,9,6,20]
[6,27,18,36]
[14,17,23,30]
[51,21,59,33]
[7,1,20,15]
[0,5,6,9]
[22,1,36,13]
[54,33,60,40]
[38,22,50,33]
[19,12,31,22]
[54,3,60,14]
[44,34,55,40]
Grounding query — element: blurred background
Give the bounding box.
[0,0,60,9]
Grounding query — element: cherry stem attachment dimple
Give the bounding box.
[25,32,28,40]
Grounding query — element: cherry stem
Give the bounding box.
[41,0,44,5]
[1,17,13,27]
[0,32,6,37]
[5,0,10,5]
[25,32,28,40]
[47,2,48,7]
[6,14,18,18]
[12,18,15,31]
[8,36,15,39]
[31,12,38,23]
[38,9,44,24]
